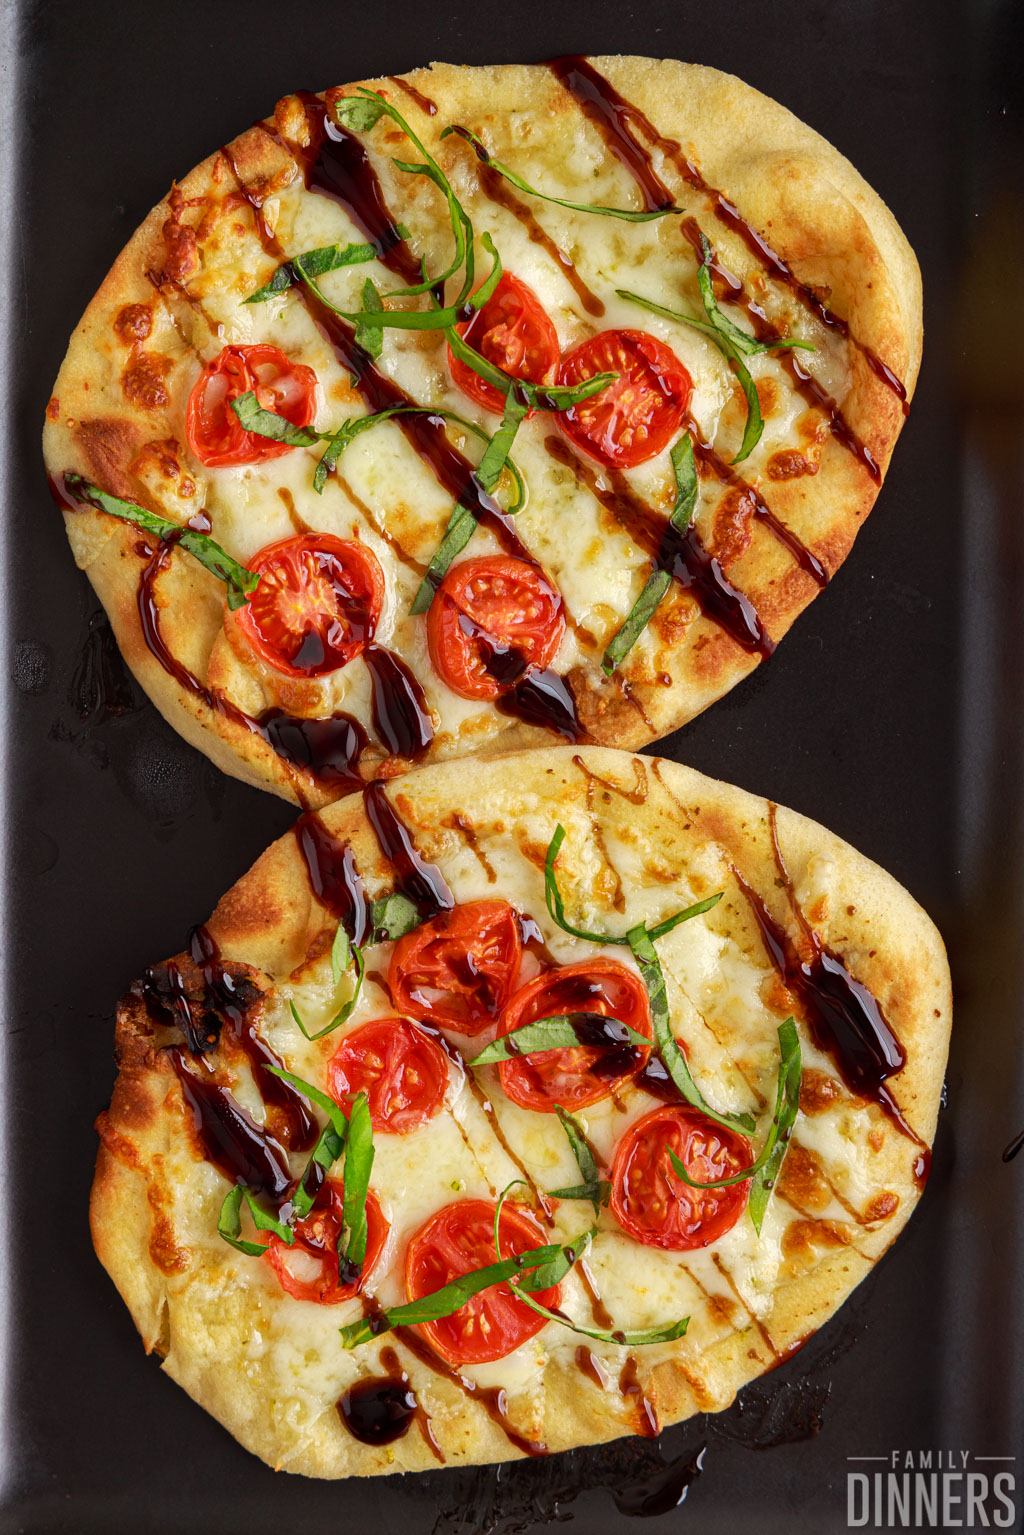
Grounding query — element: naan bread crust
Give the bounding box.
[90,746,949,1477]
[45,57,921,805]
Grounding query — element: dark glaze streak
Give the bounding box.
[573,752,649,805]
[338,1345,444,1459]
[299,91,421,284]
[614,1446,707,1517]
[170,1048,292,1199]
[364,780,454,918]
[578,1263,614,1331]
[448,126,604,317]
[258,710,367,796]
[551,57,909,415]
[1003,1129,1024,1164]
[618,1356,660,1438]
[294,812,372,945]
[545,436,772,658]
[364,644,434,759]
[734,806,913,1140]
[387,76,439,117]
[575,1344,610,1388]
[380,1317,547,1456]
[678,218,882,489]
[188,925,318,1151]
[548,58,675,213]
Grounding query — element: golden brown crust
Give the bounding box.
[44,57,921,805]
[89,746,949,1478]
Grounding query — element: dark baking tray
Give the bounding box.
[4,0,1022,1530]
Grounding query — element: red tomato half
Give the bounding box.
[186,344,317,467]
[389,901,523,1036]
[265,1180,389,1303]
[556,329,692,468]
[405,1198,559,1366]
[610,1106,752,1251]
[497,959,652,1113]
[327,1018,448,1135]
[448,274,560,415]
[427,556,564,701]
[236,534,384,677]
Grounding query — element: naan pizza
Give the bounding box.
[45,57,921,806]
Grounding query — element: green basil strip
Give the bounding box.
[409,504,478,616]
[354,277,384,359]
[341,1091,374,1271]
[292,1120,346,1221]
[544,823,628,945]
[475,393,529,492]
[245,239,384,303]
[747,1018,802,1233]
[370,891,421,942]
[217,1186,266,1256]
[549,1107,611,1213]
[331,921,352,985]
[444,323,617,412]
[668,1016,800,1200]
[441,125,681,223]
[287,945,365,1041]
[646,890,723,941]
[333,94,388,132]
[63,474,259,611]
[602,433,699,673]
[470,1013,650,1067]
[263,1065,350,1142]
[339,1243,563,1347]
[231,392,320,448]
[493,1185,686,1345]
[217,1185,294,1256]
[627,922,756,1135]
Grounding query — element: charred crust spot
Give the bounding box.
[707,1292,739,1327]
[76,417,141,497]
[159,185,201,284]
[114,303,153,345]
[121,352,170,411]
[95,1109,145,1169]
[130,437,196,498]
[136,952,266,1056]
[799,1068,843,1115]
[767,448,817,482]
[755,377,780,417]
[46,395,60,422]
[288,926,334,984]
[782,1218,851,1258]
[864,1191,899,1223]
[777,1143,830,1210]
[709,487,755,568]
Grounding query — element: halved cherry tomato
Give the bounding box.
[236,534,384,677]
[448,274,560,415]
[265,1180,389,1303]
[556,329,692,468]
[497,959,652,1113]
[389,902,523,1036]
[327,1017,448,1134]
[610,1105,751,1251]
[186,344,317,467]
[405,1198,559,1366]
[427,556,564,702]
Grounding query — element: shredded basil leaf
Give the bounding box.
[470,1012,650,1067]
[494,1185,687,1345]
[246,240,384,303]
[331,921,352,985]
[549,1106,611,1212]
[292,1119,346,1221]
[668,1018,800,1228]
[63,474,259,611]
[340,1092,374,1271]
[475,392,529,491]
[370,892,421,942]
[409,504,478,616]
[263,1065,350,1141]
[231,393,320,447]
[442,125,681,223]
[339,1242,563,1347]
[217,1185,294,1256]
[602,434,699,673]
[354,277,384,359]
[627,922,756,1134]
[646,891,723,941]
[287,945,365,1040]
[444,323,616,413]
[616,229,813,464]
[544,823,628,945]
[333,94,389,132]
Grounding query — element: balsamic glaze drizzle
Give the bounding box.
[363,643,434,760]
[170,1049,292,1199]
[545,437,773,658]
[364,780,454,918]
[550,56,909,417]
[293,812,372,944]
